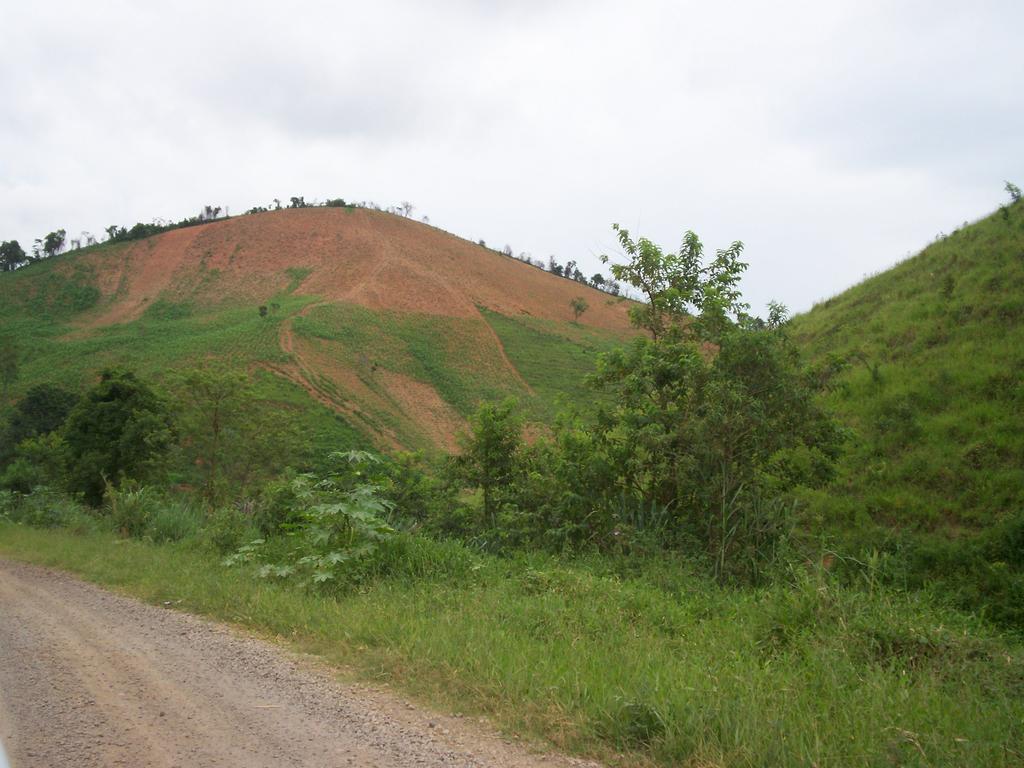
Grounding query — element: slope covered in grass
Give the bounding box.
[790,199,1024,620]
[0,208,634,453]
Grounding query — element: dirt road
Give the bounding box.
[0,560,597,768]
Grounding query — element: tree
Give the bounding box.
[0,335,17,402]
[289,196,307,209]
[1,383,78,465]
[0,240,27,272]
[398,201,414,218]
[590,273,606,289]
[171,365,301,504]
[602,224,746,340]
[63,369,174,505]
[0,432,69,493]
[1006,180,1022,204]
[454,399,523,528]
[42,229,66,259]
[589,225,840,579]
[570,296,589,322]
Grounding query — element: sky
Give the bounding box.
[1,0,1022,314]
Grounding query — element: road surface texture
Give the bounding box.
[0,559,600,768]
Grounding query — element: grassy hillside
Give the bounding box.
[790,199,1024,617]
[0,208,633,454]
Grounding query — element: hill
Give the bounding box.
[0,207,635,453]
[790,198,1024,619]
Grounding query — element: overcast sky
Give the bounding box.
[2,0,1021,314]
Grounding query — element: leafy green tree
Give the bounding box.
[1006,180,1022,204]
[171,365,301,503]
[1,383,78,465]
[454,398,523,528]
[0,240,27,272]
[63,370,174,505]
[42,229,66,259]
[602,224,746,341]
[570,296,589,322]
[588,226,840,578]
[0,433,69,493]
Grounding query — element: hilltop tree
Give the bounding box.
[570,296,589,322]
[0,240,26,272]
[105,225,127,242]
[1006,181,1022,204]
[398,201,414,218]
[42,229,66,259]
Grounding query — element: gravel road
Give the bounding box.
[0,559,599,768]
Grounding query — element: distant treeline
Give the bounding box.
[1,196,621,295]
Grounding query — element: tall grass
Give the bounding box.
[1,522,1020,767]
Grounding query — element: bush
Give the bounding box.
[203,504,260,554]
[0,487,96,531]
[103,482,160,538]
[146,500,202,543]
[0,433,69,493]
[224,451,396,589]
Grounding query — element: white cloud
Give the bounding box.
[1,0,1021,312]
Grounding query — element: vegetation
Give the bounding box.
[1,195,1022,766]
[789,192,1024,625]
[62,369,175,505]
[570,296,589,321]
[1,522,1021,768]
[0,333,17,400]
[0,240,27,272]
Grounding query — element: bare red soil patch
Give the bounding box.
[77,208,634,331]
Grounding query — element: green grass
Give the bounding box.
[0,239,625,452]
[479,307,627,420]
[790,202,1024,542]
[293,302,529,415]
[1,521,1021,767]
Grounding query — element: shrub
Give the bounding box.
[146,500,202,543]
[0,487,95,530]
[103,482,160,538]
[224,451,396,589]
[203,504,260,554]
[0,432,69,493]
